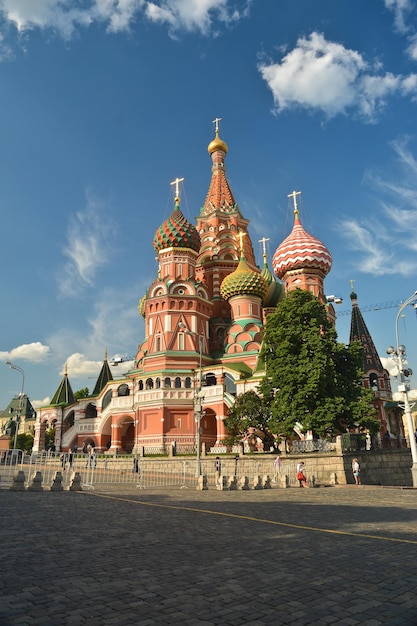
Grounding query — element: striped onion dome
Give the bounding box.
[272,211,332,279]
[153,198,200,253]
[261,257,283,307]
[220,254,269,301]
[138,294,146,318]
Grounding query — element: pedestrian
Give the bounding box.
[60,453,66,470]
[273,455,281,482]
[132,457,140,474]
[68,447,74,469]
[352,458,361,485]
[296,462,308,487]
[215,456,221,486]
[384,430,391,448]
[414,428,417,444]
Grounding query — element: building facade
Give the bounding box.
[32,124,390,454]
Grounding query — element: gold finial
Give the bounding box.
[208,118,228,155]
[170,177,184,204]
[288,190,302,217]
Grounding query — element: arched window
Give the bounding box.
[138,380,144,391]
[164,377,171,388]
[204,373,217,387]
[65,411,75,427]
[145,378,154,390]
[224,373,236,396]
[102,391,112,411]
[174,377,181,389]
[155,377,161,389]
[369,373,378,390]
[185,377,192,388]
[118,384,130,397]
[85,402,97,418]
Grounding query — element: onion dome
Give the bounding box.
[261,257,283,307]
[220,253,269,301]
[272,208,332,279]
[153,198,200,253]
[138,294,146,318]
[208,129,228,155]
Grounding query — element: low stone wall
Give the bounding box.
[343,449,413,487]
[220,449,414,487]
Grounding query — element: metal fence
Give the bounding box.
[0,451,313,490]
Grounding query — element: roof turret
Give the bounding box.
[272,191,332,279]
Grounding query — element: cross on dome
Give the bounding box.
[170,177,184,201]
[288,190,302,215]
[212,117,222,133]
[259,237,270,257]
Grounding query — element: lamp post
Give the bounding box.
[386,290,417,487]
[179,324,203,476]
[5,361,25,452]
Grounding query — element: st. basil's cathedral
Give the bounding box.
[32,122,399,455]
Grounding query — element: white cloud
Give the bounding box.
[384,0,414,33]
[0,342,51,363]
[31,396,52,408]
[0,0,247,39]
[258,32,417,122]
[145,0,247,34]
[58,190,116,298]
[407,33,417,61]
[63,352,103,378]
[337,138,417,277]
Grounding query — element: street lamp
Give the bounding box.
[179,324,204,476]
[5,361,25,452]
[386,290,417,487]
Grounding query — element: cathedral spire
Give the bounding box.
[201,119,237,217]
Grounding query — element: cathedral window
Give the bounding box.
[164,377,171,388]
[156,336,161,352]
[118,384,130,397]
[174,377,181,388]
[178,333,184,351]
[102,391,112,410]
[145,378,154,390]
[185,377,192,388]
[155,377,161,388]
[138,380,143,390]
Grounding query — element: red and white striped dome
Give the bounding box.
[272,212,332,279]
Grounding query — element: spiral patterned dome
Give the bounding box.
[220,255,269,301]
[272,212,332,279]
[153,201,200,253]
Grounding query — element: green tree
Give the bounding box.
[14,433,34,454]
[74,387,89,400]
[259,289,379,437]
[223,390,273,446]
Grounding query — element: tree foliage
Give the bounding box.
[74,387,89,400]
[223,390,273,445]
[259,289,380,437]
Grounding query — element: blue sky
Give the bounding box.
[2,0,417,409]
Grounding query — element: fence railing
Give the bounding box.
[0,452,319,490]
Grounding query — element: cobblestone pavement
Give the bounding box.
[1,485,417,626]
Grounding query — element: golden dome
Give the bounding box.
[208,130,228,155]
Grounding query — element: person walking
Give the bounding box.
[296,462,308,487]
[352,458,361,485]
